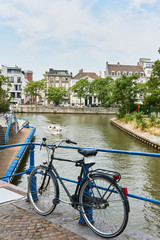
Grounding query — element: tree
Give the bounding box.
[24,79,46,104]
[143,59,160,111]
[91,77,114,106]
[71,78,90,105]
[111,74,139,116]
[0,72,11,113]
[47,87,67,105]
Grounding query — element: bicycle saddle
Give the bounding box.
[78,148,97,157]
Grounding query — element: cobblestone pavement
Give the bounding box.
[0,203,86,240]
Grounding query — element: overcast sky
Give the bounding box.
[0,0,160,80]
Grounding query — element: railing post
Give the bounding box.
[26,144,38,202]
[79,163,94,225]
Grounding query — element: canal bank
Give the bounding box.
[111,118,160,149]
[0,116,36,182]
[13,105,118,114]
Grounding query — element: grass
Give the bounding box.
[121,112,160,137]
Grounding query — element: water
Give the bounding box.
[14,113,160,238]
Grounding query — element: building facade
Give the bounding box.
[44,68,72,105]
[1,65,28,104]
[105,58,154,104]
[23,70,33,82]
[71,69,99,106]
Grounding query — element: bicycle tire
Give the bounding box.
[79,174,129,238]
[28,165,59,216]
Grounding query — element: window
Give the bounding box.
[55,82,59,87]
[50,83,53,87]
[55,77,59,81]
[111,71,115,76]
[8,77,14,83]
[123,71,127,75]
[147,70,152,74]
[128,72,132,76]
[134,72,138,75]
[50,77,53,83]
[17,77,22,83]
[7,69,20,74]
[66,77,68,81]
[11,92,15,98]
[17,92,21,98]
[117,71,121,76]
[140,72,144,76]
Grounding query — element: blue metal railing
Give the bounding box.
[4,116,12,144]
[0,142,160,205]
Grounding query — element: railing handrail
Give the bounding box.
[0,142,160,205]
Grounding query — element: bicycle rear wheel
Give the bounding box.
[79,174,129,238]
[28,165,59,216]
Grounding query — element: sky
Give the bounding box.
[0,0,160,80]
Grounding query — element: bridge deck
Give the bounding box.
[0,128,31,177]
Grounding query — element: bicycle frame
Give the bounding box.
[47,155,87,206]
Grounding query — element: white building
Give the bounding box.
[105,58,154,104]
[71,69,100,106]
[1,65,28,104]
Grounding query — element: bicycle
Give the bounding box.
[28,138,130,238]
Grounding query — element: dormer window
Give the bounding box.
[111,71,115,76]
[123,71,127,75]
[128,72,132,76]
[134,72,138,75]
[117,71,121,76]
[140,72,144,76]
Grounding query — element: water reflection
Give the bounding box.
[15,113,160,238]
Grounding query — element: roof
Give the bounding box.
[73,69,99,79]
[107,63,144,75]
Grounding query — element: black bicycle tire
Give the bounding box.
[28,165,59,216]
[79,174,129,238]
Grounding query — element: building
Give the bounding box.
[105,58,154,104]
[71,69,100,106]
[23,70,33,81]
[44,68,72,105]
[1,65,28,105]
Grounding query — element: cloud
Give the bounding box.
[127,0,159,10]
[0,0,160,79]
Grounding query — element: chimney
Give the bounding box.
[79,69,83,73]
[137,62,139,66]
[117,62,120,66]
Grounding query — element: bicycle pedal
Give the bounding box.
[53,198,60,205]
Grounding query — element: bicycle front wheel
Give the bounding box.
[79,174,129,238]
[28,165,59,216]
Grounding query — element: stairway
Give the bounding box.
[0,126,5,145]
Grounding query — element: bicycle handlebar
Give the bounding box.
[40,138,77,150]
[66,139,77,145]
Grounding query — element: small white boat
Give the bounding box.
[48,125,62,134]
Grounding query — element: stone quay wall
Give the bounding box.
[13,105,118,114]
[111,118,160,149]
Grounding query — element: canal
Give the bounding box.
[14,113,160,239]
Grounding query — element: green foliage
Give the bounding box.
[91,77,113,105]
[71,78,90,104]
[140,118,147,130]
[24,79,47,104]
[47,87,67,104]
[111,74,139,115]
[143,59,160,111]
[149,113,156,124]
[134,111,144,120]
[0,73,11,113]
